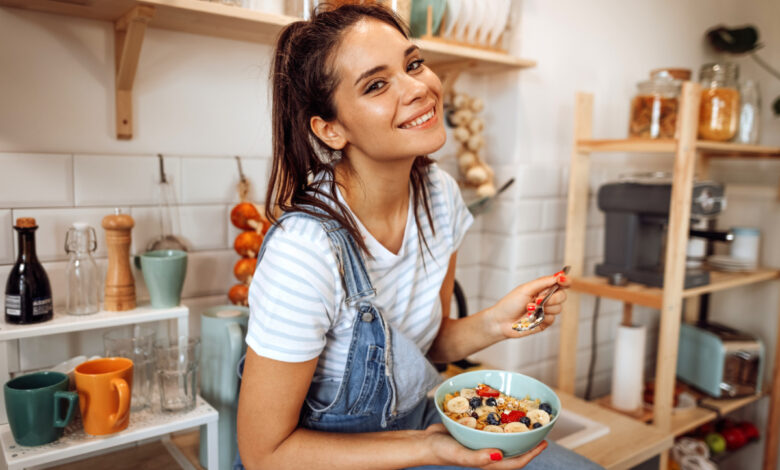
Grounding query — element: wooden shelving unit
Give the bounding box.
[0,0,535,139]
[558,84,780,470]
[572,269,780,309]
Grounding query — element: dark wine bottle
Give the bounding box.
[4,218,53,324]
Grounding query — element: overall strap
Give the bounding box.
[265,208,376,304]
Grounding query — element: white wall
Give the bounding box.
[465,1,780,468]
[1,0,780,467]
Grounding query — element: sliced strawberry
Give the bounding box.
[476,386,500,397]
[501,410,525,423]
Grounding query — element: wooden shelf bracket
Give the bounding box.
[114,5,155,140]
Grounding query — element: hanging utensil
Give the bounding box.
[146,154,188,252]
[467,177,514,215]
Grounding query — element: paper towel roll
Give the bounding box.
[611,324,647,411]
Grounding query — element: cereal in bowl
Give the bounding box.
[442,384,555,432]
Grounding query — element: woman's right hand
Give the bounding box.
[423,423,548,469]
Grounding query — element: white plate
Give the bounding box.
[708,255,756,271]
[465,0,485,43]
[476,0,495,44]
[488,0,510,46]
[443,0,461,38]
[455,0,473,41]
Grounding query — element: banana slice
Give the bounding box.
[483,425,504,433]
[527,409,551,426]
[457,416,477,428]
[504,422,530,433]
[475,405,498,418]
[459,388,478,399]
[446,396,470,414]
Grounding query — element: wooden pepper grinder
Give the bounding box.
[102,209,136,311]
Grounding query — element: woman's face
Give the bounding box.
[326,18,446,162]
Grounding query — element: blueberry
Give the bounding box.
[519,416,531,426]
[469,397,483,409]
[539,403,553,415]
[486,413,501,425]
[532,422,542,429]
[485,397,497,407]
[471,411,479,419]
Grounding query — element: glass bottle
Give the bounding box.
[4,218,53,324]
[629,76,681,139]
[736,79,760,144]
[698,63,740,141]
[65,223,100,315]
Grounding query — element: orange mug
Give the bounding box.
[74,357,133,435]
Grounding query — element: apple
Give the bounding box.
[739,421,760,441]
[697,422,716,436]
[722,426,748,450]
[705,432,727,454]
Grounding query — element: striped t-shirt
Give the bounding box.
[246,164,473,380]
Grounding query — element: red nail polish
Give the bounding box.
[559,275,567,283]
[490,452,502,461]
[527,304,536,311]
[536,298,543,305]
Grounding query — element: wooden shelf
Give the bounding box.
[594,392,766,438]
[670,406,717,436]
[576,138,780,157]
[570,268,780,309]
[0,0,534,138]
[0,0,534,73]
[577,139,677,154]
[700,392,765,417]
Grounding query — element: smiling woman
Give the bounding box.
[235,4,602,470]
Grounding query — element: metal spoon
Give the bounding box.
[512,266,570,332]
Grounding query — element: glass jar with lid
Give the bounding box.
[629,76,681,139]
[698,63,740,141]
[65,222,100,315]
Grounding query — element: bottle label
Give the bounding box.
[5,295,21,316]
[33,297,53,316]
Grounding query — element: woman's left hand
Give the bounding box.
[489,270,570,339]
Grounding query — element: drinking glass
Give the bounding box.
[155,336,201,412]
[103,327,156,411]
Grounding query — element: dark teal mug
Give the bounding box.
[4,371,79,446]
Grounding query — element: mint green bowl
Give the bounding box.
[434,370,561,457]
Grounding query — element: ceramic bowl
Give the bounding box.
[434,369,561,457]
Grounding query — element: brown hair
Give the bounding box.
[265,3,435,256]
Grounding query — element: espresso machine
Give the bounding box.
[596,173,730,288]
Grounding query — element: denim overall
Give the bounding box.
[234,210,604,470]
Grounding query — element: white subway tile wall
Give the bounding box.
[12,207,130,262]
[0,210,12,264]
[181,157,241,204]
[0,153,73,208]
[74,154,182,207]
[0,152,272,370]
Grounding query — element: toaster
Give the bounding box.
[676,322,763,398]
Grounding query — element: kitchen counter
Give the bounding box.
[558,389,673,470]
